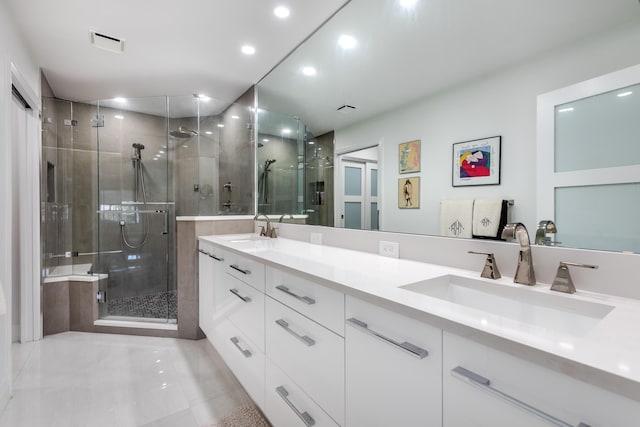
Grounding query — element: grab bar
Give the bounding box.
[47,250,123,258]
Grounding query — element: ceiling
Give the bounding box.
[257,0,640,136]
[5,0,349,103]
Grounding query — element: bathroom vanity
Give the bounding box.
[198,233,640,427]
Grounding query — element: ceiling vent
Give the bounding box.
[90,31,125,54]
[336,104,356,114]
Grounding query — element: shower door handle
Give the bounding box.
[162,209,169,235]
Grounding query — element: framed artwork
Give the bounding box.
[398,140,421,174]
[398,177,420,209]
[452,136,501,187]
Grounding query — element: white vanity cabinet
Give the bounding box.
[265,267,345,426]
[345,295,442,427]
[197,241,226,337]
[443,332,640,427]
[206,250,266,410]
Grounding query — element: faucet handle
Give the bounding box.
[551,261,598,294]
[258,226,267,237]
[468,251,501,279]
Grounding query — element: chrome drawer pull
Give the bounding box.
[275,319,315,346]
[230,336,252,358]
[229,288,251,303]
[452,366,591,427]
[230,264,251,275]
[275,285,316,305]
[198,249,210,256]
[346,318,428,359]
[276,386,316,427]
[209,253,224,262]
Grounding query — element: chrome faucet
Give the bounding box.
[535,220,558,246]
[501,223,536,285]
[278,213,294,223]
[254,213,277,238]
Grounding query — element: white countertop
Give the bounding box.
[199,233,640,401]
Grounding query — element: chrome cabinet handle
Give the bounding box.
[209,253,224,262]
[230,264,251,275]
[276,386,315,427]
[229,288,251,303]
[347,318,428,359]
[198,249,210,256]
[275,285,316,305]
[452,366,591,427]
[230,337,252,358]
[275,319,315,346]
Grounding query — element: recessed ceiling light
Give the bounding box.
[195,93,210,102]
[399,0,418,9]
[159,150,165,154]
[274,6,290,18]
[114,115,124,120]
[558,107,574,113]
[241,45,256,55]
[308,141,315,145]
[263,139,269,142]
[282,128,291,134]
[231,115,240,119]
[113,97,126,103]
[302,66,317,76]
[153,158,159,161]
[338,35,357,49]
[217,124,225,128]
[205,131,213,135]
[617,91,633,97]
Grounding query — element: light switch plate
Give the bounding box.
[379,241,399,258]
[310,232,323,245]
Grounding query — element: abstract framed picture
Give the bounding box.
[452,136,501,187]
[398,140,421,174]
[398,177,420,209]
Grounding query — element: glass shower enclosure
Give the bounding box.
[41,93,254,325]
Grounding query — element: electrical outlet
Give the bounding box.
[379,241,399,258]
[310,232,323,245]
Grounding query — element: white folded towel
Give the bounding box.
[440,200,474,238]
[473,199,504,237]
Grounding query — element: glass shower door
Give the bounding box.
[95,96,175,323]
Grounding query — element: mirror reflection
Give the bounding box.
[256,0,640,252]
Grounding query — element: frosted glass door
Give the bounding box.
[343,162,365,229]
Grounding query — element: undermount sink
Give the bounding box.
[216,233,266,243]
[401,275,614,336]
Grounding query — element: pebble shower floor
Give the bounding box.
[108,289,178,320]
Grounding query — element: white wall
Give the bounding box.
[335,23,640,236]
[0,0,40,410]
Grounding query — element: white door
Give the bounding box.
[338,158,378,230]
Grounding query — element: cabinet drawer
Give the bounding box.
[443,332,640,427]
[265,359,340,427]
[212,318,265,410]
[215,273,265,352]
[266,297,345,425]
[345,295,442,427]
[266,267,345,336]
[224,251,265,292]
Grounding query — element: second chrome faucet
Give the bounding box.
[501,223,536,285]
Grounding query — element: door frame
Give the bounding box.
[10,62,42,343]
[335,144,381,229]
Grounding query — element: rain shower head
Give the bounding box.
[169,126,198,138]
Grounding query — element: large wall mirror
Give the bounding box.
[255,0,640,252]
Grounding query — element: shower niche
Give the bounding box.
[41,94,254,325]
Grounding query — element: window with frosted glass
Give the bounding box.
[555,183,640,252]
[371,202,378,230]
[345,166,362,196]
[370,169,378,197]
[344,202,362,229]
[555,83,640,172]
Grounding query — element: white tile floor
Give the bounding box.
[0,332,254,427]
